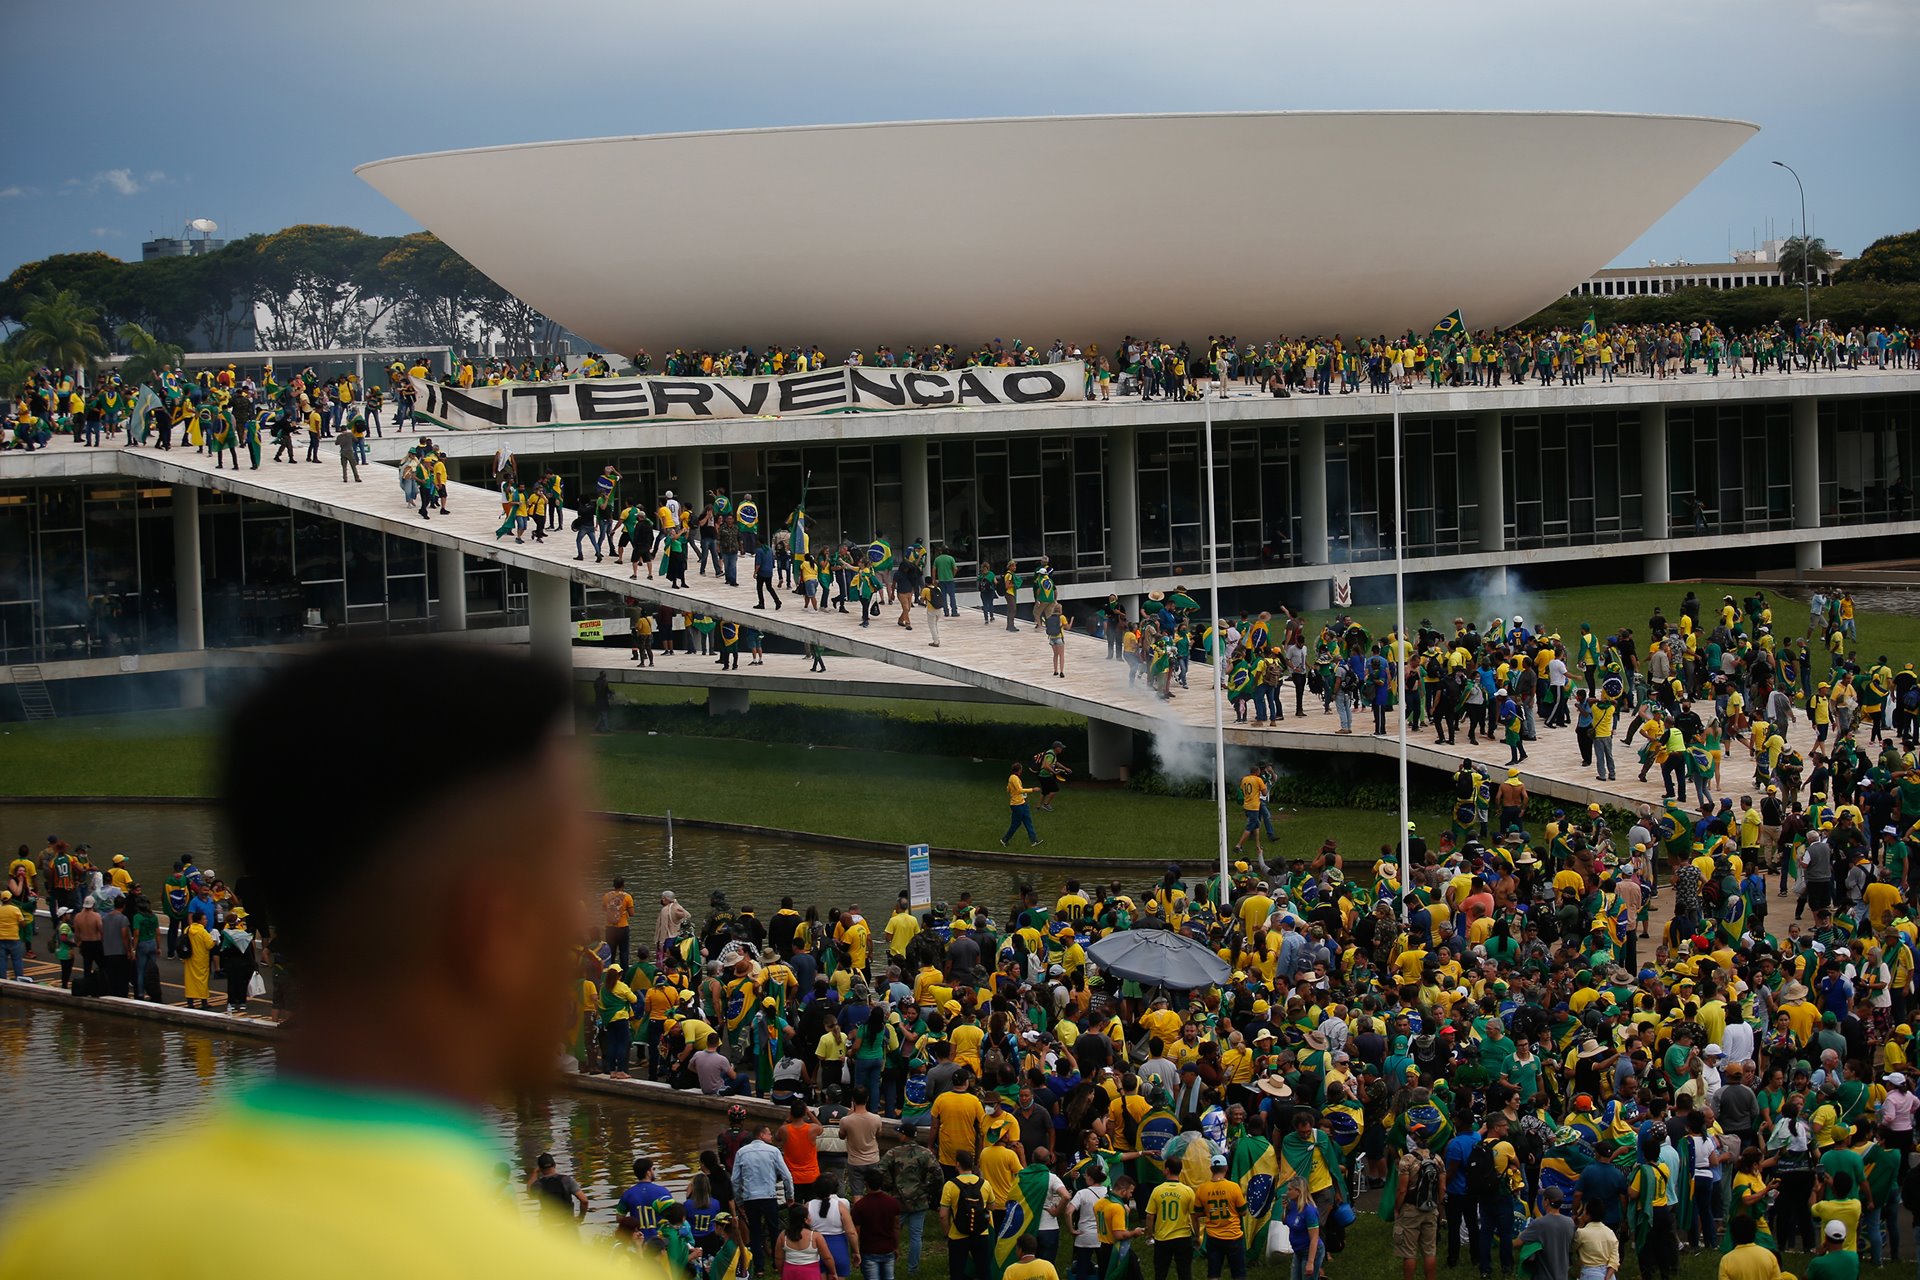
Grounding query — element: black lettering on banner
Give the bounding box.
[712,380,771,416]
[575,383,652,422]
[421,381,439,417]
[509,384,572,424]
[649,381,716,416]
[954,371,1002,406]
[438,385,510,426]
[1001,370,1067,403]
[846,368,909,407]
[902,372,956,406]
[780,369,851,413]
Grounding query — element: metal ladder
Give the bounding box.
[10,665,56,721]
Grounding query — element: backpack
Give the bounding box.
[534,1173,575,1214]
[952,1176,990,1237]
[1464,1139,1501,1200]
[1408,1153,1442,1211]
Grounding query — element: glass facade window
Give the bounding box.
[1324,419,1480,562]
[927,435,1107,582]
[1502,410,1644,549]
[1666,403,1791,534]
[1819,393,1917,526]
[1137,427,1301,573]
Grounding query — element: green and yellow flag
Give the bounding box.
[993,1164,1057,1277]
[1430,309,1464,340]
[1232,1137,1278,1258]
[1580,312,1598,340]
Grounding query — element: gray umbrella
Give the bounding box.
[1086,927,1232,990]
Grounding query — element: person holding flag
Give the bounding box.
[997,1152,1065,1279]
[736,493,761,552]
[1228,1119,1278,1262]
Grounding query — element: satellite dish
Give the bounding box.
[189,218,218,234]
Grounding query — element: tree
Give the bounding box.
[1835,228,1920,286]
[1778,235,1836,286]
[250,224,401,350]
[2,252,130,332]
[378,232,488,348]
[115,322,185,386]
[14,288,107,374]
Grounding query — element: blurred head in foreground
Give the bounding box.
[0,643,649,1278]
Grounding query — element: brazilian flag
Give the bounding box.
[1232,1137,1278,1258]
[787,504,809,557]
[1324,1097,1365,1157]
[867,537,894,571]
[709,1238,750,1280]
[724,975,754,1045]
[1376,1098,1455,1220]
[1581,312,1598,340]
[1430,309,1464,340]
[994,1165,1056,1277]
[736,499,759,534]
[1136,1107,1181,1170]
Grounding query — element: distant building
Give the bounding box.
[140,235,228,262]
[1570,239,1846,298]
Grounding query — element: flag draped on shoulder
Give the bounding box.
[994,1165,1056,1277]
[1232,1136,1278,1257]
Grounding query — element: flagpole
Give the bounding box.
[1204,386,1230,908]
[1393,381,1411,903]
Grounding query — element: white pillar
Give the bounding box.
[1087,719,1135,781]
[172,487,205,709]
[1793,403,1824,570]
[1298,421,1332,611]
[1792,397,1821,532]
[435,545,468,632]
[1108,426,1139,582]
[708,687,751,716]
[1476,410,1506,554]
[674,446,706,510]
[528,572,574,733]
[1644,551,1673,582]
[1299,421,1328,565]
[902,438,931,555]
[1640,405,1670,540]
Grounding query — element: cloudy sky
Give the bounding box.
[3,0,1913,275]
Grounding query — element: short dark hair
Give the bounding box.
[1730,1216,1758,1245]
[219,643,568,955]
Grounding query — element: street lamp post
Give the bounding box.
[1202,387,1230,907]
[1771,160,1813,332]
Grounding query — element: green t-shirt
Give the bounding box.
[934,554,956,583]
[1808,1250,1861,1280]
[131,911,159,942]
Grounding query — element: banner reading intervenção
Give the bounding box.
[411,361,1087,430]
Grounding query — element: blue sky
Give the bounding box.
[3,0,1914,277]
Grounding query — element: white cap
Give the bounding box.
[1836,948,1851,959]
[1826,1220,1849,1241]
[1704,1044,1724,1058]
[1888,1073,1908,1086]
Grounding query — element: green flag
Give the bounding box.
[1430,309,1464,340]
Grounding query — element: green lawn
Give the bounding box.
[0,708,1447,862]
[1339,579,1920,660]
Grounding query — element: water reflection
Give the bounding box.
[0,1002,715,1212]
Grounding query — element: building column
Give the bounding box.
[902,438,932,553]
[172,487,205,709]
[435,545,468,632]
[1475,410,1506,555]
[708,687,751,716]
[1792,398,1823,571]
[1087,718,1135,781]
[1297,421,1330,610]
[527,571,574,732]
[1640,405,1671,582]
[1107,426,1139,583]
[674,446,705,508]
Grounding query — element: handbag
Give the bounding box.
[1268,1220,1292,1255]
[247,971,267,999]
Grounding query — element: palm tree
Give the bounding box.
[1778,235,1836,286]
[14,288,106,375]
[115,322,184,387]
[0,336,34,399]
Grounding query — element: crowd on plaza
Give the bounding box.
[5,597,1920,1280]
[4,317,1916,453]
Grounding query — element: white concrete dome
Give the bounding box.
[357,111,1757,357]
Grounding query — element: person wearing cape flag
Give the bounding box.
[1230,1129,1278,1259]
[1275,1112,1348,1239]
[786,473,812,559]
[1375,1090,1454,1220]
[993,1161,1058,1278]
[736,495,760,549]
[707,1224,750,1280]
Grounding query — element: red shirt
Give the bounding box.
[852,1192,902,1254]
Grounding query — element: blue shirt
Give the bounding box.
[1575,1160,1629,1226]
[754,545,775,576]
[1444,1133,1479,1196]
[617,1181,674,1239]
[1285,1201,1320,1256]
[732,1140,795,1203]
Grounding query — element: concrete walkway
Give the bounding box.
[112,445,1853,817]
